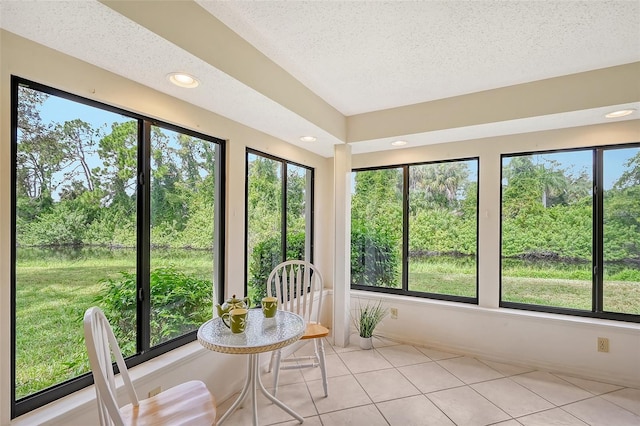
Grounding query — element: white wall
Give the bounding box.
[351,122,640,388]
[352,291,640,388]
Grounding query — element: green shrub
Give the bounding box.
[607,266,640,282]
[351,222,399,287]
[23,204,86,246]
[95,265,212,354]
[247,232,305,305]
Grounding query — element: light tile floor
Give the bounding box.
[216,336,640,426]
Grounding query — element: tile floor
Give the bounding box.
[216,336,640,426]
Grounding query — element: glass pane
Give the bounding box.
[408,160,478,297]
[501,152,593,309]
[603,147,640,314]
[149,126,216,346]
[351,168,403,288]
[246,154,283,305]
[15,87,136,398]
[286,164,311,261]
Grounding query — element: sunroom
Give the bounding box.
[1,2,639,425]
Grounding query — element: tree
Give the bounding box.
[16,87,65,219]
[409,162,469,210]
[246,155,282,252]
[351,168,403,287]
[503,156,573,209]
[536,159,569,208]
[351,168,402,226]
[151,128,184,234]
[501,155,596,261]
[59,119,101,192]
[176,133,205,186]
[614,151,640,189]
[96,121,138,214]
[286,166,307,241]
[562,171,591,205]
[604,150,640,261]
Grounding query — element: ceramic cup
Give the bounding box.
[261,297,278,318]
[221,308,248,333]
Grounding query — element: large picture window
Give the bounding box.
[500,146,640,321]
[351,158,479,302]
[11,77,224,417]
[245,150,314,306]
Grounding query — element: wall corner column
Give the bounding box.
[478,152,501,308]
[332,144,352,347]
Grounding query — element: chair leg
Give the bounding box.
[317,338,328,397]
[272,349,282,397]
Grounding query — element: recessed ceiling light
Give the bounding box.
[391,140,407,146]
[605,109,636,118]
[167,72,200,88]
[300,136,317,142]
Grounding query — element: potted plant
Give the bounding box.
[353,299,388,349]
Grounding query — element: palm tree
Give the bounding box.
[410,162,468,209]
[536,160,568,208]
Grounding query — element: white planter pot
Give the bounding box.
[359,336,373,350]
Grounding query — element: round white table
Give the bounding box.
[197,309,306,425]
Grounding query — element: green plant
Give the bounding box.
[94,265,213,354]
[247,232,305,306]
[353,299,388,338]
[350,222,399,287]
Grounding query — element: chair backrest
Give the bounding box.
[267,260,324,324]
[84,307,139,426]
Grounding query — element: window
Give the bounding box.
[245,150,314,305]
[351,167,403,289]
[500,146,640,321]
[351,158,479,302]
[11,77,225,417]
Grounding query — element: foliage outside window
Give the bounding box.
[500,147,640,321]
[408,161,478,297]
[245,150,313,306]
[11,77,224,417]
[351,159,478,301]
[351,168,403,288]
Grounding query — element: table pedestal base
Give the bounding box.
[218,353,304,425]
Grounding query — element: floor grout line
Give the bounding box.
[222,339,640,426]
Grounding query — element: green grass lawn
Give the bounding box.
[14,248,214,399]
[15,262,129,397]
[502,276,592,309]
[408,256,476,297]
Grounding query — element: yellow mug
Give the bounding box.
[261,297,278,318]
[221,308,248,333]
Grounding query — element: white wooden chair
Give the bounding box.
[266,260,329,397]
[83,307,217,426]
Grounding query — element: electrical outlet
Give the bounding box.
[390,307,398,319]
[597,337,609,353]
[148,386,162,397]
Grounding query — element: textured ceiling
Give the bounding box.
[200,0,640,115]
[1,0,639,157]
